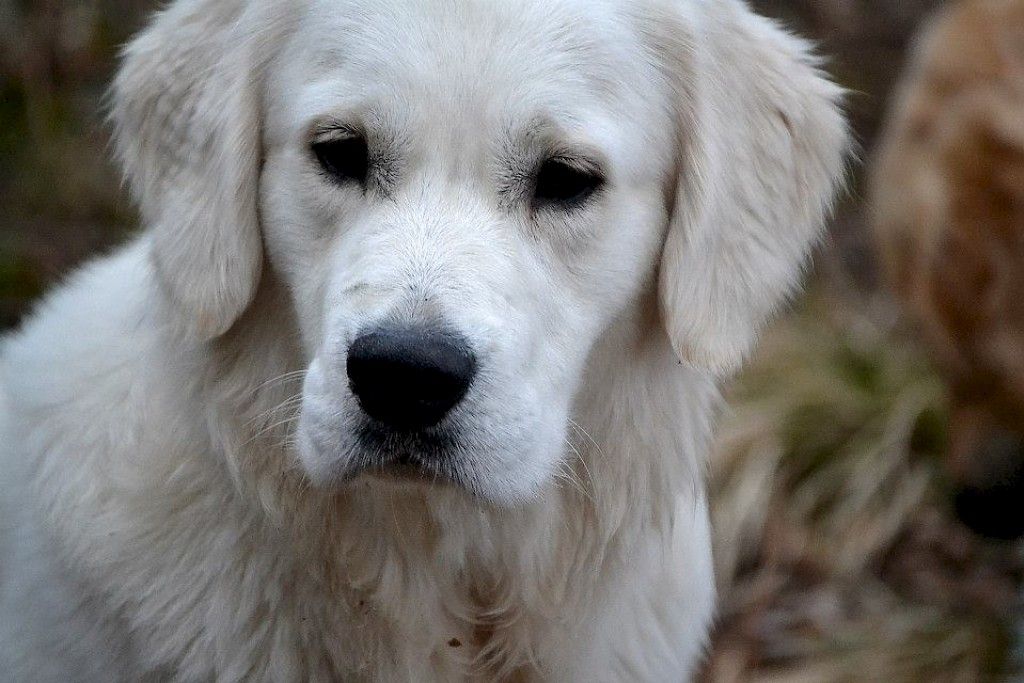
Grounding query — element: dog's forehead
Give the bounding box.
[301,0,629,78]
[273,0,656,133]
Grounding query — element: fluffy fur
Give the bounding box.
[0,0,847,680]
[870,0,1024,493]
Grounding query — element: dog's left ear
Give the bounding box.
[651,0,849,375]
[112,0,266,339]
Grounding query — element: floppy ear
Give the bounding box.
[112,0,264,339]
[655,0,848,375]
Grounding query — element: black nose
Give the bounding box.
[346,326,477,431]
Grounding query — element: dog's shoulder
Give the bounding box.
[0,242,170,681]
[0,241,235,680]
[2,241,166,429]
[0,238,193,547]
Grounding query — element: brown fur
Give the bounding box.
[871,0,1024,484]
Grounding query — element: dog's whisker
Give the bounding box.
[566,418,606,461]
[246,393,304,428]
[248,370,307,396]
[564,438,598,497]
[553,470,589,504]
[246,412,302,447]
[269,420,303,453]
[554,451,595,506]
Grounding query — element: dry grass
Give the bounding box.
[704,287,1024,682]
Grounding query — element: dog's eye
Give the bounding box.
[534,158,603,206]
[312,135,369,185]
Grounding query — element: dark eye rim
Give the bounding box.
[532,156,605,208]
[311,130,370,186]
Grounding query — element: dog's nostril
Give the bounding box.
[346,326,477,431]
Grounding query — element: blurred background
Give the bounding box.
[1,0,1022,680]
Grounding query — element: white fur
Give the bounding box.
[0,0,847,680]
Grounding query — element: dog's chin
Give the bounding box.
[361,461,436,485]
[356,459,467,498]
[296,408,565,507]
[296,423,468,493]
[298,444,552,509]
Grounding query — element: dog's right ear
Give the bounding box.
[112,0,264,339]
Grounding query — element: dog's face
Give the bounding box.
[261,0,676,502]
[114,0,846,505]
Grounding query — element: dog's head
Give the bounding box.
[113,0,846,505]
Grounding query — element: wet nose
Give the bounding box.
[346,326,477,432]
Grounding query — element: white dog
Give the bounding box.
[0,0,846,679]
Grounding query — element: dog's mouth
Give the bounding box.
[351,422,464,487]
